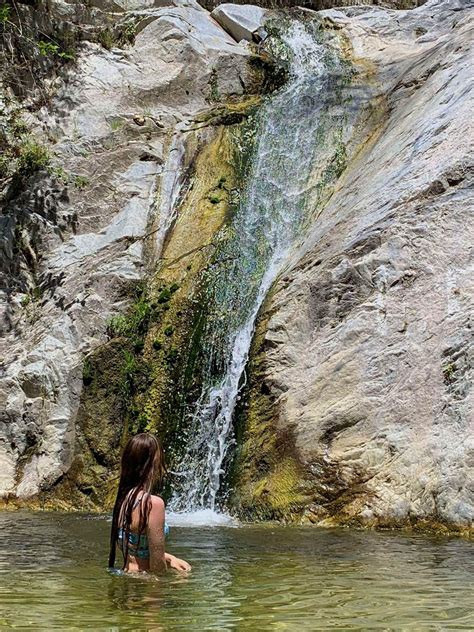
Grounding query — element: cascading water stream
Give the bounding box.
[169,19,351,513]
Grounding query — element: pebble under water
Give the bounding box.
[0,512,472,630]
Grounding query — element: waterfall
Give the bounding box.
[169,19,352,513]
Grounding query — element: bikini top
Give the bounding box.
[117,492,169,559]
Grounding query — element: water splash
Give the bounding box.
[169,19,353,512]
[166,510,237,528]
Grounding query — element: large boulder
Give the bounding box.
[211,3,266,42]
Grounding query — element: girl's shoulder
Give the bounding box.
[149,494,165,511]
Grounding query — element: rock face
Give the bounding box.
[1,0,472,535]
[233,0,473,531]
[0,0,256,501]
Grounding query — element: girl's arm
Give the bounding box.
[147,495,167,573]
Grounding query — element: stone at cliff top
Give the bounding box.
[89,0,202,11]
[211,4,267,42]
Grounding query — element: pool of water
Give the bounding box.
[0,512,472,630]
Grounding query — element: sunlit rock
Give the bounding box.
[211,3,267,42]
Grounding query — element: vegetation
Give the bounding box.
[73,175,89,189]
[443,362,456,385]
[97,20,137,50]
[0,1,137,115]
[109,119,124,132]
[156,283,179,304]
[0,4,10,24]
[0,96,55,185]
[37,39,74,60]
[101,282,183,436]
[107,296,154,339]
[208,193,222,204]
[17,139,51,174]
[98,28,115,51]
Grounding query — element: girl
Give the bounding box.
[108,433,191,574]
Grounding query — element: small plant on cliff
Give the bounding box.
[207,69,220,103]
[17,139,51,174]
[443,362,456,385]
[37,39,75,61]
[38,40,60,56]
[208,193,222,205]
[107,314,129,337]
[116,20,137,47]
[107,295,155,339]
[109,119,124,132]
[120,350,139,399]
[73,175,89,189]
[0,4,10,24]
[0,105,52,180]
[156,283,179,304]
[10,116,28,138]
[119,349,151,405]
[98,28,115,50]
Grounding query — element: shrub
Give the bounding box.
[74,175,89,189]
[107,297,153,338]
[98,29,115,50]
[37,40,74,60]
[17,140,50,174]
[0,5,10,24]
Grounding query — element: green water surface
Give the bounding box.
[0,512,472,630]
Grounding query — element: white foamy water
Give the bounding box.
[166,510,237,528]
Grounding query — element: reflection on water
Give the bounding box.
[0,512,472,630]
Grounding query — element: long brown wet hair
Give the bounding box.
[108,433,166,569]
